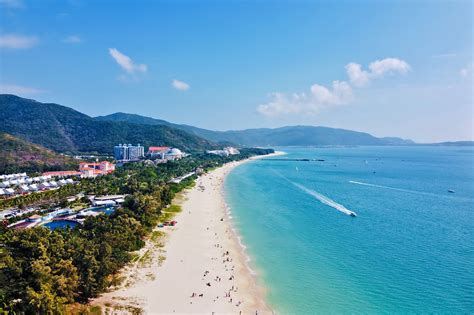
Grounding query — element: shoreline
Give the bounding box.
[93,151,285,314]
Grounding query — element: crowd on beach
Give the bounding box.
[188,213,244,309]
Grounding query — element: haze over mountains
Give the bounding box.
[1,94,471,156]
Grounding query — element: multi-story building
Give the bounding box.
[147,146,170,159]
[114,144,144,161]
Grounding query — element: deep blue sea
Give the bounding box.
[225,146,474,313]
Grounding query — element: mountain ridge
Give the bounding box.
[96,112,416,146]
[0,94,217,154]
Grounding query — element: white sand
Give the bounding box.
[94,152,284,314]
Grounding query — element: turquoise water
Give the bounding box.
[89,206,115,215]
[225,146,474,313]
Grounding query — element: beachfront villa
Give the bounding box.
[0,173,27,181]
[0,170,79,198]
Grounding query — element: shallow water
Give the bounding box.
[225,146,474,313]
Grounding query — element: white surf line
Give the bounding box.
[272,170,357,217]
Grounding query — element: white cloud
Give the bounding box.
[172,79,190,91]
[369,58,411,76]
[108,48,147,74]
[257,57,410,117]
[0,34,38,49]
[345,63,370,87]
[0,84,46,95]
[0,0,24,8]
[63,35,82,44]
[257,81,353,117]
[346,58,411,87]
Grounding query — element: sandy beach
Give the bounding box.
[94,152,284,314]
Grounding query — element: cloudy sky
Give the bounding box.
[0,0,472,142]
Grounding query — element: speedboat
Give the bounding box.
[349,212,357,217]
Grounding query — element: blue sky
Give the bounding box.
[0,0,472,142]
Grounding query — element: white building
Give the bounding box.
[20,185,30,193]
[40,182,51,190]
[0,181,10,188]
[164,148,185,160]
[114,144,145,161]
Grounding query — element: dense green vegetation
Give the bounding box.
[0,94,217,154]
[97,112,415,146]
[0,133,79,174]
[0,148,273,313]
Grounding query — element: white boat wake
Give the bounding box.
[291,182,357,217]
[272,171,357,217]
[349,180,427,195]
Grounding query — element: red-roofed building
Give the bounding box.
[79,161,115,178]
[147,146,170,158]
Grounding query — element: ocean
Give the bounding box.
[225,146,474,313]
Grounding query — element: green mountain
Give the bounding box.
[96,112,415,146]
[0,94,216,154]
[0,132,79,174]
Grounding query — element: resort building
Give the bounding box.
[114,144,145,161]
[40,182,51,190]
[0,181,10,188]
[79,161,115,178]
[20,185,30,193]
[26,214,42,223]
[165,148,184,160]
[146,146,186,161]
[42,171,81,177]
[0,173,27,181]
[91,195,126,206]
[147,146,170,159]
